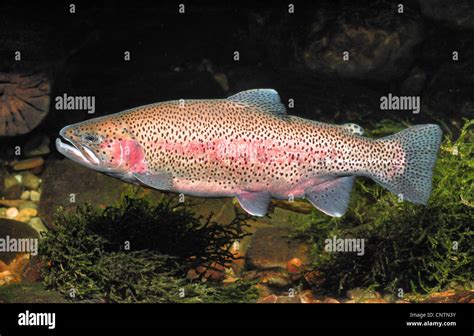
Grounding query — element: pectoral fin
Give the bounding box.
[305,176,355,217]
[133,171,173,191]
[236,191,271,217]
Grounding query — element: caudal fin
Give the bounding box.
[371,124,442,205]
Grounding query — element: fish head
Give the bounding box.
[56,116,147,174]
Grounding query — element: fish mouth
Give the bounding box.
[56,128,100,169]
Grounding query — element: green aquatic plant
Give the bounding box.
[299,119,473,295]
[39,194,258,303]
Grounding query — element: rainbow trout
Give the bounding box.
[56,89,442,217]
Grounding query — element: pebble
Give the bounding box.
[25,135,50,157]
[29,190,41,202]
[19,201,38,210]
[2,184,23,200]
[19,208,37,217]
[20,191,30,200]
[346,287,381,300]
[258,270,291,288]
[258,294,278,304]
[363,298,388,303]
[0,200,27,208]
[6,207,19,219]
[299,290,319,303]
[22,172,40,190]
[12,157,44,171]
[4,175,19,189]
[29,217,48,235]
[16,215,31,223]
[323,297,340,304]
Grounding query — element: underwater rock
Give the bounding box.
[12,157,44,171]
[1,184,23,200]
[0,72,50,136]
[18,201,37,211]
[303,270,325,287]
[0,218,39,265]
[420,289,474,303]
[297,4,424,81]
[4,175,19,190]
[418,0,474,30]
[21,172,40,190]
[323,297,340,304]
[362,298,388,303]
[275,295,301,304]
[246,227,311,270]
[346,287,382,301]
[0,282,66,303]
[29,190,40,202]
[18,208,37,218]
[38,159,163,228]
[28,217,47,236]
[20,191,30,200]
[0,200,27,208]
[24,134,51,157]
[258,294,278,303]
[257,270,291,288]
[188,262,226,282]
[5,207,19,219]
[299,290,321,304]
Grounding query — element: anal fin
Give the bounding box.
[236,191,271,217]
[305,176,355,217]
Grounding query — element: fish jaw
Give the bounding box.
[56,125,109,172]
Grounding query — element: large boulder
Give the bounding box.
[38,158,237,228]
[38,158,164,228]
[419,0,474,30]
[298,6,424,81]
[0,218,39,265]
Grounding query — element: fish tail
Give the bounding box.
[369,124,442,204]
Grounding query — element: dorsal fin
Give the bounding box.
[227,89,287,117]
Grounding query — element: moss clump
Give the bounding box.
[298,119,473,295]
[39,194,258,303]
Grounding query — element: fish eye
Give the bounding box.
[82,134,100,143]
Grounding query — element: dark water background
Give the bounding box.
[0,0,472,144]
